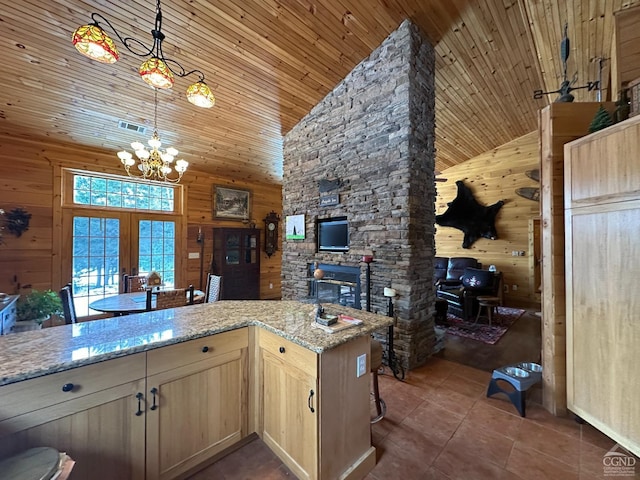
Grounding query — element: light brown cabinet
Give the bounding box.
[565,116,640,457]
[0,330,249,480]
[146,329,249,479]
[257,328,375,480]
[259,328,318,479]
[0,324,376,479]
[0,353,147,480]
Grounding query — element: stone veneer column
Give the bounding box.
[282,20,436,369]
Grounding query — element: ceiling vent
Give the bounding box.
[118,120,147,136]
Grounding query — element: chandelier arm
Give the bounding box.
[162,58,206,82]
[87,13,154,58]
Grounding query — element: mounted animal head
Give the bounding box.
[435,180,505,249]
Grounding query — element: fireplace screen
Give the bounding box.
[308,264,361,310]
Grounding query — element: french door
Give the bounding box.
[62,209,181,317]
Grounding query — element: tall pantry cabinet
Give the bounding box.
[564,115,640,456]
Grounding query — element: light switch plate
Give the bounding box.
[356,354,367,378]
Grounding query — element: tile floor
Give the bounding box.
[191,358,637,479]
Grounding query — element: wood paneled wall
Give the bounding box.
[0,134,282,300]
[435,131,541,308]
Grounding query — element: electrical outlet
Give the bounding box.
[356,354,367,378]
[519,251,526,256]
[269,282,273,289]
[512,284,518,291]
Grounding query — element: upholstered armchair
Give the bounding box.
[436,267,501,321]
[433,257,481,287]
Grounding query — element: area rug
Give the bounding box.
[443,307,525,345]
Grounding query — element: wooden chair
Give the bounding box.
[155,285,195,310]
[123,274,147,293]
[58,283,77,324]
[204,274,222,303]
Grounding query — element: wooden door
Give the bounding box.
[212,228,260,299]
[146,336,248,479]
[259,330,318,480]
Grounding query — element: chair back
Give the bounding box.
[58,284,77,324]
[446,257,480,281]
[155,285,195,310]
[205,274,222,303]
[123,274,147,293]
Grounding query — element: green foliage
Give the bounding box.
[16,289,64,324]
[588,105,614,133]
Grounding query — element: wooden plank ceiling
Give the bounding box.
[0,0,637,183]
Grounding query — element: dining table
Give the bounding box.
[89,289,205,316]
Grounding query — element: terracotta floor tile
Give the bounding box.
[451,363,493,386]
[515,421,581,466]
[441,372,488,399]
[580,441,612,477]
[367,435,431,479]
[404,358,458,388]
[433,445,521,480]
[383,419,445,466]
[371,416,395,445]
[464,401,523,440]
[506,443,578,480]
[525,403,582,440]
[422,466,454,479]
[376,378,425,424]
[401,400,465,446]
[419,383,478,417]
[446,420,515,468]
[580,424,618,451]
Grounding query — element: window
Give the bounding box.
[60,170,183,317]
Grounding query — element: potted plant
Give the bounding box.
[14,289,64,332]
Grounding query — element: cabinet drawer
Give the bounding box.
[147,328,248,376]
[0,353,145,421]
[259,328,317,376]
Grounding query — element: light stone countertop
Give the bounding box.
[0,300,393,386]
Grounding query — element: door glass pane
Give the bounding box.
[138,219,176,288]
[72,216,120,316]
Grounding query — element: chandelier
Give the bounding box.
[117,89,188,183]
[72,0,215,108]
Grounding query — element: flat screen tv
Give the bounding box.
[317,217,349,252]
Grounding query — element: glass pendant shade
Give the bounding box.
[186,82,216,108]
[139,57,174,89]
[72,24,119,64]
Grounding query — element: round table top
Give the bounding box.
[89,289,204,315]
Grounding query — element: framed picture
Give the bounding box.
[213,186,251,220]
[285,214,305,239]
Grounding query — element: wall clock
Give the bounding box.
[264,211,280,257]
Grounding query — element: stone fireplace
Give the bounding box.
[281,20,437,370]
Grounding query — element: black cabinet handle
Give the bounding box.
[61,383,74,392]
[308,389,315,413]
[150,387,158,411]
[202,346,209,353]
[279,346,285,354]
[135,392,144,416]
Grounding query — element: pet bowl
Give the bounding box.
[504,367,530,378]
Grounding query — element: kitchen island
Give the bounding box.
[0,300,393,480]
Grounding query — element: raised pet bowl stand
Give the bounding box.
[486,363,542,417]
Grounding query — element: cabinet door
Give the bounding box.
[0,355,146,480]
[212,228,260,299]
[259,330,318,480]
[146,332,248,479]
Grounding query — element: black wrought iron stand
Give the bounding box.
[384,295,405,381]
